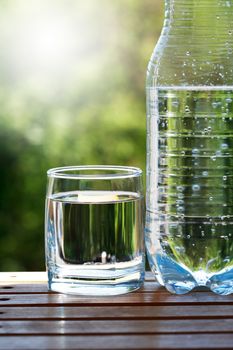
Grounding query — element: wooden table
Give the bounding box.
[0,272,233,349]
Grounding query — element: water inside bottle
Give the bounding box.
[146,86,233,295]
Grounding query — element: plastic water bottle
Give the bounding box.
[146,0,233,295]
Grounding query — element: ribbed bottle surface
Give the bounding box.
[146,0,233,295]
[148,0,233,87]
[146,86,233,294]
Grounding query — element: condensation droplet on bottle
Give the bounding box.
[175,246,185,254]
[221,143,228,149]
[201,231,205,237]
[192,184,200,191]
[226,98,232,103]
[192,148,199,155]
[172,101,179,107]
[202,171,208,176]
[223,175,227,181]
[212,102,218,108]
[177,206,184,213]
[229,30,232,35]
[209,196,213,201]
[186,51,191,56]
[177,186,184,192]
[211,155,216,161]
[187,235,190,239]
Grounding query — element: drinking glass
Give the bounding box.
[45,165,145,295]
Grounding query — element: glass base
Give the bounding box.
[47,260,144,296]
[49,279,143,296]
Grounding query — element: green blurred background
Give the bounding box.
[0,0,163,271]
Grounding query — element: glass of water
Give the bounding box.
[45,165,145,296]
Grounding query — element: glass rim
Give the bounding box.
[47,165,142,179]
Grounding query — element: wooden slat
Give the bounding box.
[1,319,233,335]
[0,282,212,294]
[0,305,232,320]
[0,291,232,306]
[0,284,48,294]
[0,272,47,283]
[1,334,233,350]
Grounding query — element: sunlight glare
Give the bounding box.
[21,15,76,72]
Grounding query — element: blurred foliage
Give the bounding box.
[0,0,163,271]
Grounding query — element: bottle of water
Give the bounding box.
[146,0,233,295]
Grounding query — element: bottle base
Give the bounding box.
[163,279,233,295]
[148,252,233,295]
[206,269,233,295]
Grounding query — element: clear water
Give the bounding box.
[146,87,233,295]
[46,190,144,295]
